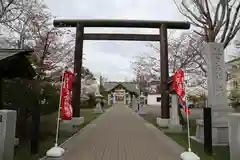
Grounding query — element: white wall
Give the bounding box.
[147,94,161,106]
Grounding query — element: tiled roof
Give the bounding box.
[103,82,140,94]
[148,76,174,85]
[0,49,36,78]
[0,49,33,61]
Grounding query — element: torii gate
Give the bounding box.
[53,19,190,120]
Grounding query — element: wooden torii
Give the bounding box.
[53,19,190,119]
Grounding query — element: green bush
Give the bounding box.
[40,83,59,115]
[2,78,59,115]
[1,78,59,143]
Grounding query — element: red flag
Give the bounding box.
[174,69,190,116]
[174,69,185,99]
[61,71,74,120]
[63,71,73,90]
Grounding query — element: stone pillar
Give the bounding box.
[169,94,182,131]
[228,113,240,160]
[206,43,228,113]
[128,94,131,104]
[138,93,146,115]
[132,95,137,111]
[112,92,116,105]
[124,94,126,105]
[193,43,233,145]
[108,93,111,105]
[0,110,17,160]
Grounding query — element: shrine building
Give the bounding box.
[103,82,139,105]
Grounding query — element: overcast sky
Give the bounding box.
[44,0,186,81]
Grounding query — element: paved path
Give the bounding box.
[61,105,184,160]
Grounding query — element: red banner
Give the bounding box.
[174,69,185,99]
[61,71,74,120]
[174,69,190,115]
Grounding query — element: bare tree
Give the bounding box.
[174,0,240,48]
[1,0,75,79]
[0,0,24,23]
[132,32,207,89]
[2,0,50,48]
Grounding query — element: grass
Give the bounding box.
[14,108,101,160]
[150,119,230,160]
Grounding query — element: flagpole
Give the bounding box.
[179,69,200,159]
[186,107,191,152]
[183,75,191,152]
[54,68,65,147]
[46,67,66,157]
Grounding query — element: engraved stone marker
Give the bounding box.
[206,43,228,112]
[193,43,232,145]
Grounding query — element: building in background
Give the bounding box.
[226,57,240,94]
[146,76,173,106]
[225,30,240,60]
[103,82,139,105]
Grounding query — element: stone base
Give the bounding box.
[45,157,64,160]
[228,113,240,160]
[180,151,200,160]
[60,117,84,133]
[138,107,146,115]
[69,117,85,126]
[93,108,103,114]
[168,124,183,133]
[46,146,65,157]
[193,118,229,146]
[156,117,170,128]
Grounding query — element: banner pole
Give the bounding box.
[183,73,191,152]
[186,109,191,152]
[54,69,65,147]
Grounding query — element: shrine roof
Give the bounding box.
[0,49,32,61]
[0,49,36,79]
[148,75,174,85]
[103,81,139,94]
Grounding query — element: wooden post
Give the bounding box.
[30,80,41,155]
[204,107,213,155]
[72,23,84,117]
[160,24,170,119]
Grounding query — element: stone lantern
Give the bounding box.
[80,94,89,102]
[138,92,146,114]
[139,92,145,105]
[94,93,103,113]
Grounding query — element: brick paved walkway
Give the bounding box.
[61,105,184,160]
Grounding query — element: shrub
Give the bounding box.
[1,78,59,143]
